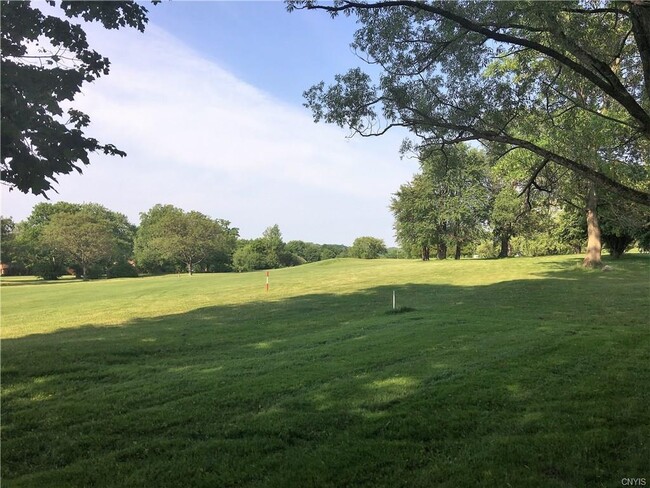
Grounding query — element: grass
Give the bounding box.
[1,255,649,487]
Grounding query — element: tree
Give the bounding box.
[232,225,299,272]
[203,219,239,272]
[286,240,323,263]
[261,224,286,268]
[349,236,387,259]
[1,216,16,262]
[391,145,490,260]
[599,194,649,258]
[42,210,117,279]
[0,216,25,274]
[289,1,650,207]
[1,1,154,195]
[489,186,529,258]
[233,240,272,272]
[10,202,135,278]
[134,205,229,275]
[320,244,348,260]
[391,174,442,261]
[11,202,80,278]
[422,146,490,259]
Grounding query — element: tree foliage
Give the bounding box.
[134,205,233,275]
[9,202,134,279]
[392,144,490,259]
[348,236,387,259]
[286,240,323,263]
[42,210,117,279]
[599,193,649,258]
[1,1,153,195]
[489,186,530,258]
[289,0,650,206]
[1,216,17,265]
[232,225,300,272]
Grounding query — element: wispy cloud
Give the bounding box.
[2,21,416,245]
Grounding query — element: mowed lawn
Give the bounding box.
[1,256,649,487]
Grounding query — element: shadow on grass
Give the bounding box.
[0,276,81,287]
[2,261,649,488]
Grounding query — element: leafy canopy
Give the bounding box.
[349,236,387,259]
[134,204,232,274]
[391,144,490,257]
[288,0,650,206]
[1,1,153,196]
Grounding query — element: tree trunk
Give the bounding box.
[498,235,509,258]
[421,245,430,261]
[582,185,602,268]
[437,242,447,260]
[454,242,461,260]
[188,260,193,276]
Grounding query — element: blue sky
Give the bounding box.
[1,1,417,246]
[149,2,364,104]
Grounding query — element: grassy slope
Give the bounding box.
[1,256,649,487]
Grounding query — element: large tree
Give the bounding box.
[391,174,442,260]
[42,210,117,279]
[0,216,18,270]
[392,144,490,260]
[134,205,232,275]
[349,236,387,259]
[11,202,135,278]
[1,1,153,195]
[489,186,531,258]
[286,240,323,263]
[288,0,650,208]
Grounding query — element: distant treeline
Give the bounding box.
[0,202,364,279]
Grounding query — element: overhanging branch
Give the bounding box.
[298,0,650,136]
[400,105,650,206]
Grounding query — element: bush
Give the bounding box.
[475,240,498,259]
[107,260,139,278]
[510,235,573,257]
[280,252,305,267]
[33,261,67,280]
[384,247,408,259]
[85,265,104,280]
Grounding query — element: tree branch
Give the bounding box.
[301,0,650,136]
[400,105,650,206]
[518,158,550,198]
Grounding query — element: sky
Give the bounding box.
[1,1,418,246]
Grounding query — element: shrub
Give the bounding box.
[85,265,104,280]
[107,260,139,278]
[476,240,498,259]
[32,261,66,280]
[510,235,573,257]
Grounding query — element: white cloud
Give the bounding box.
[1,21,417,246]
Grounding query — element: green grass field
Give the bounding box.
[2,255,649,487]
